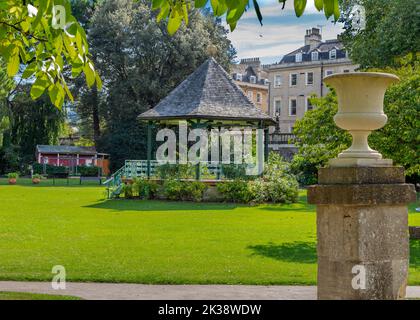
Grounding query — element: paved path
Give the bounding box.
[1,282,420,300]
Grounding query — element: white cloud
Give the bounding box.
[224,1,344,64]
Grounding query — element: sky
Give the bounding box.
[223,0,345,64]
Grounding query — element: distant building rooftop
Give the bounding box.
[36,145,97,155]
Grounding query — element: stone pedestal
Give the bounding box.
[308,166,416,300]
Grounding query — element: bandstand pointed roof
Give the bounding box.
[138,57,275,125]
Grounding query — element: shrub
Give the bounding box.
[78,166,101,177]
[184,181,207,202]
[162,179,183,200]
[122,183,134,199]
[32,163,68,175]
[217,153,299,204]
[216,180,254,203]
[7,172,19,179]
[32,174,42,179]
[162,179,207,201]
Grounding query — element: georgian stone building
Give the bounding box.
[230,58,270,114]
[267,27,358,133]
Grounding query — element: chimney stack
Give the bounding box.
[304,27,322,49]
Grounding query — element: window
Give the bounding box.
[329,49,337,60]
[290,126,295,133]
[247,91,253,100]
[311,51,319,61]
[250,75,256,84]
[306,97,313,111]
[295,52,302,62]
[325,70,334,77]
[306,72,314,85]
[343,69,350,73]
[274,75,282,87]
[256,92,262,103]
[264,79,270,86]
[274,99,281,116]
[289,73,297,86]
[236,73,242,81]
[289,98,297,116]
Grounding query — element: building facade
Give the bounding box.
[230,58,270,114]
[267,28,358,133]
[36,145,110,175]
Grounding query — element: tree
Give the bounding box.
[292,56,420,184]
[291,94,351,184]
[82,0,236,169]
[340,0,419,69]
[0,0,101,108]
[0,84,64,173]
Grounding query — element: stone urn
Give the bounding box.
[8,178,16,185]
[323,72,399,167]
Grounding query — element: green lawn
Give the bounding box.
[0,178,419,285]
[0,291,81,300]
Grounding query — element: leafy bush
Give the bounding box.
[217,153,299,204]
[32,163,68,175]
[122,183,134,199]
[162,179,183,200]
[32,174,42,179]
[216,180,254,203]
[162,179,207,201]
[132,178,159,200]
[7,172,19,179]
[78,166,100,177]
[184,181,207,202]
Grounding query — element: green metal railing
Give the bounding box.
[104,160,259,198]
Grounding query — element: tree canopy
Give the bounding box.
[1,0,340,109]
[0,0,102,109]
[76,0,236,169]
[340,0,419,69]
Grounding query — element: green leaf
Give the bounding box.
[63,82,74,102]
[95,73,103,90]
[333,0,340,21]
[48,83,65,109]
[83,63,95,87]
[152,0,164,10]
[167,13,182,35]
[324,0,334,18]
[314,0,323,11]
[30,77,49,100]
[22,62,37,79]
[7,52,20,77]
[253,0,263,25]
[294,0,307,17]
[195,0,208,8]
